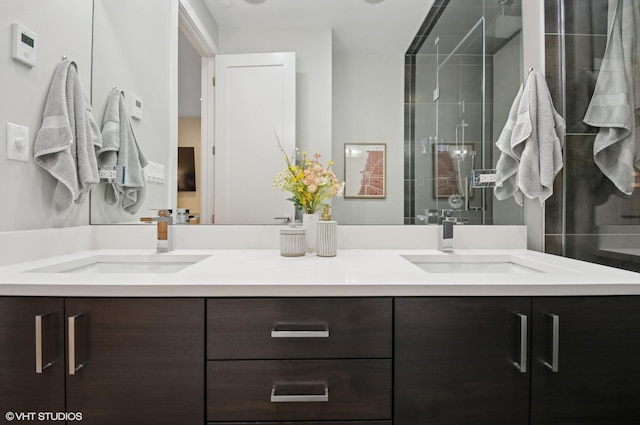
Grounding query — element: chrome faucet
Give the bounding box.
[439,211,456,252]
[140,209,173,252]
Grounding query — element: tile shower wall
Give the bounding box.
[405,0,521,226]
[544,0,640,272]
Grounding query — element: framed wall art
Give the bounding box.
[344,143,386,199]
[433,143,474,199]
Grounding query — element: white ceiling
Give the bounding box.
[203,0,435,54]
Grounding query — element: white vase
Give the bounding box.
[316,221,337,257]
[302,213,319,253]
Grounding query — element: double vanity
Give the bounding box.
[0,225,639,424]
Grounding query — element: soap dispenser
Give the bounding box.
[316,204,337,257]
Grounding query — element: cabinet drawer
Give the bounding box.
[207,359,392,421]
[207,298,392,359]
[210,422,391,425]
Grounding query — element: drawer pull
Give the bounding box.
[543,313,559,372]
[270,382,329,403]
[271,322,329,338]
[35,313,55,374]
[512,313,527,373]
[68,314,88,375]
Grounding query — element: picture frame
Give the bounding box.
[432,143,474,199]
[344,143,386,199]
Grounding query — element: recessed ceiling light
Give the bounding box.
[244,0,266,4]
[363,0,385,4]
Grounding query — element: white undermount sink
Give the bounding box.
[27,254,210,274]
[401,254,546,274]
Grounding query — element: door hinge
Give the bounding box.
[433,86,440,101]
[212,146,216,155]
[212,76,215,86]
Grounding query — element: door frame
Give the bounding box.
[177,0,217,224]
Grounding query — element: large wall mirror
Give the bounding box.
[90,0,524,226]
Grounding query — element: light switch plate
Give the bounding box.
[145,161,165,183]
[130,93,143,120]
[6,122,29,162]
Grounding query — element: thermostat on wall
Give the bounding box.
[130,93,143,120]
[12,23,38,67]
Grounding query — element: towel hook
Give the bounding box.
[61,55,68,60]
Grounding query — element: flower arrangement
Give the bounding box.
[273,136,344,214]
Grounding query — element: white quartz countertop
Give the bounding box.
[0,248,639,297]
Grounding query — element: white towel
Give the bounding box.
[34,59,101,217]
[98,88,149,214]
[495,69,566,205]
[583,0,640,197]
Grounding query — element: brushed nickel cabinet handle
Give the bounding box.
[270,383,329,403]
[35,314,51,374]
[68,314,87,375]
[543,313,559,372]
[271,322,329,338]
[512,313,528,373]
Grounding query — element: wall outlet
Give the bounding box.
[471,169,497,188]
[478,173,497,183]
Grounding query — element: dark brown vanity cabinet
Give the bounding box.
[0,297,204,425]
[395,297,532,425]
[206,298,393,424]
[530,296,640,425]
[395,296,640,425]
[4,293,640,424]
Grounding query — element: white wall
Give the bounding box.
[492,33,524,225]
[331,53,405,224]
[0,0,93,232]
[90,0,178,224]
[179,32,202,118]
[219,27,332,162]
[219,29,403,224]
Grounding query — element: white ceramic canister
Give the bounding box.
[280,224,306,257]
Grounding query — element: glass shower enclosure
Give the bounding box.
[406,0,523,226]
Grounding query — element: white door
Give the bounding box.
[214,52,296,224]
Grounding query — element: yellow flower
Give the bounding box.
[273,134,344,214]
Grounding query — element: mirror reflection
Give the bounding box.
[407,0,523,225]
[89,0,524,226]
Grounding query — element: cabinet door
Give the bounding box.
[531,296,640,425]
[395,297,531,425]
[65,298,204,425]
[0,297,65,420]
